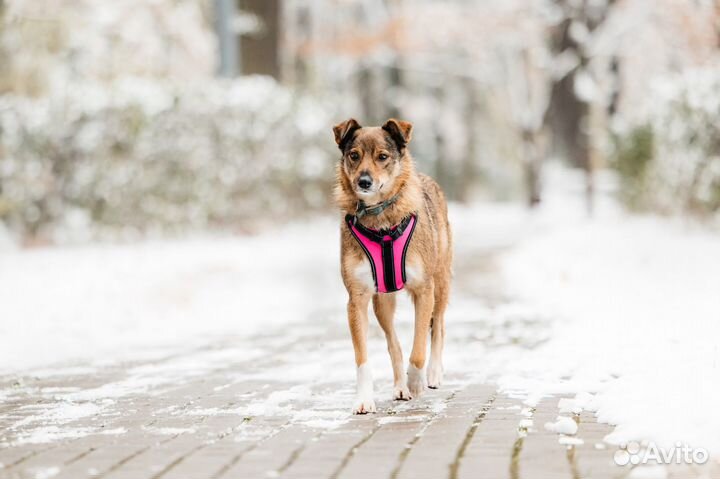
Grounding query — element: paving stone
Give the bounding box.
[214,424,315,478]
[0,307,653,479]
[397,386,495,479]
[0,377,655,479]
[281,418,375,479]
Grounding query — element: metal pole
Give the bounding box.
[214,0,239,77]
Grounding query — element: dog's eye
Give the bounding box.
[378,153,388,161]
[349,152,360,161]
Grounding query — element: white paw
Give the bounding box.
[393,382,412,401]
[407,364,427,398]
[352,363,376,414]
[427,360,443,389]
[352,396,377,414]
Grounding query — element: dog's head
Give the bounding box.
[333,118,413,202]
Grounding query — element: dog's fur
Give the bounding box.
[333,118,453,414]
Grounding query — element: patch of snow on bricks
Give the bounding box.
[544,416,578,435]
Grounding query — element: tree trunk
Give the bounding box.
[433,85,455,199]
[544,0,616,214]
[458,77,479,203]
[522,129,542,207]
[239,0,281,79]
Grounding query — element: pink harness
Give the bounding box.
[345,214,417,293]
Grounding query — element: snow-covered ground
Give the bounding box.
[1,167,719,457]
[0,219,345,373]
[494,181,720,456]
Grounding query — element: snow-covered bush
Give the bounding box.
[612,68,720,216]
[0,77,338,242]
[0,0,343,243]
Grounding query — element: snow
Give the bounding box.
[28,466,60,479]
[377,415,426,425]
[573,69,598,102]
[559,436,584,446]
[11,425,125,446]
[545,417,578,435]
[144,427,197,436]
[558,393,596,414]
[518,418,533,430]
[494,166,720,455]
[12,402,103,428]
[0,217,343,374]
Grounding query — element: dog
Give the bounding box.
[333,118,452,414]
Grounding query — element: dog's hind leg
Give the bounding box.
[373,293,411,400]
[428,278,449,389]
[408,281,434,397]
[348,292,376,414]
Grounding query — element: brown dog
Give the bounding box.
[333,118,452,414]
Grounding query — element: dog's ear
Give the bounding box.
[382,119,413,150]
[333,118,362,151]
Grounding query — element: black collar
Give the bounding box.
[354,194,399,219]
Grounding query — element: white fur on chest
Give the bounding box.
[352,258,376,291]
[404,259,424,287]
[352,256,424,291]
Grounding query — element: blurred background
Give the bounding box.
[1,0,718,245]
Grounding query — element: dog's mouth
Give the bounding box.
[355,182,384,197]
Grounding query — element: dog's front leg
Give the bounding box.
[348,292,375,414]
[373,294,411,401]
[408,283,434,397]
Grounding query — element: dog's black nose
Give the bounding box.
[358,175,373,190]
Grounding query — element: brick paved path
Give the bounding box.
[1,252,716,479]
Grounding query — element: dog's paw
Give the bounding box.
[352,396,377,414]
[352,363,375,414]
[393,383,412,401]
[427,360,443,389]
[407,364,427,398]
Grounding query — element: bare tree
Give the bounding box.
[458,76,480,202]
[544,0,617,214]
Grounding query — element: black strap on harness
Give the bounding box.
[344,214,414,242]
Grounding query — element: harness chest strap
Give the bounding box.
[345,214,418,293]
